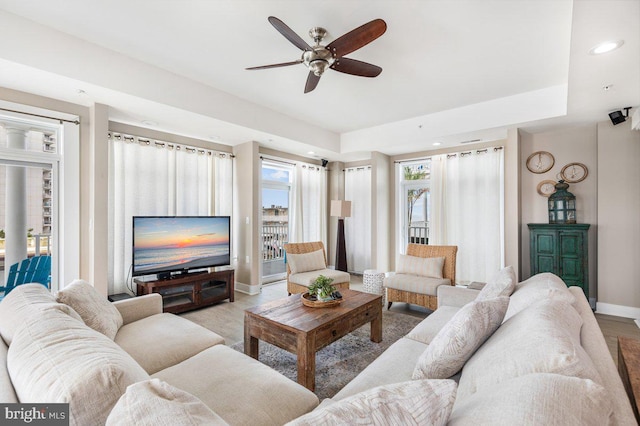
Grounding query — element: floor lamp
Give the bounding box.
[331,200,351,272]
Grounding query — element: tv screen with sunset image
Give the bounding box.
[132,216,231,277]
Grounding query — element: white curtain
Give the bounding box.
[290,164,327,246]
[430,148,504,283]
[345,166,372,273]
[108,135,233,295]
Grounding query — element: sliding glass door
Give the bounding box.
[261,161,292,284]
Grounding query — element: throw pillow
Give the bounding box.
[475,265,516,301]
[56,279,124,340]
[448,373,613,425]
[107,379,229,426]
[413,296,509,380]
[286,379,457,426]
[397,254,445,278]
[287,249,326,274]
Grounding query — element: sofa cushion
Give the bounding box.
[56,279,124,339]
[384,274,450,296]
[475,266,516,301]
[457,298,601,400]
[288,269,350,287]
[152,345,319,425]
[504,272,574,321]
[7,308,149,426]
[0,283,82,345]
[413,297,509,380]
[0,338,17,403]
[287,379,457,426]
[397,254,445,278]
[115,313,225,375]
[107,379,229,426]
[405,306,460,344]
[333,337,428,400]
[287,249,326,274]
[449,373,613,426]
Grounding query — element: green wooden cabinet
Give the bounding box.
[528,223,590,297]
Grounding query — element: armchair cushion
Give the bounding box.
[384,274,450,296]
[287,249,326,274]
[397,254,445,278]
[288,269,351,287]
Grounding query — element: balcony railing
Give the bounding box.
[262,223,288,261]
[408,224,429,245]
[262,223,288,278]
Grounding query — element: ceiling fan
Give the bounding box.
[246,16,387,93]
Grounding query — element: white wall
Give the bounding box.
[597,120,640,313]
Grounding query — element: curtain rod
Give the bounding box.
[108,132,235,157]
[260,156,296,167]
[394,146,503,163]
[0,107,80,125]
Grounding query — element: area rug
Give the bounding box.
[230,311,422,400]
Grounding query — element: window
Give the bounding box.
[398,160,431,251]
[0,115,68,291]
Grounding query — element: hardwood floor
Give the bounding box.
[180,275,640,366]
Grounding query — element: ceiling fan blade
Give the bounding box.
[326,19,386,57]
[304,72,321,93]
[246,60,303,70]
[331,57,382,77]
[268,16,312,51]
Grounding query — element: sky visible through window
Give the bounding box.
[262,166,290,208]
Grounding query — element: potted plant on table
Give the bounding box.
[307,275,340,302]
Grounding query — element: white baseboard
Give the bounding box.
[595,302,640,321]
[234,281,261,296]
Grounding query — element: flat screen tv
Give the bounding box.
[132,216,231,278]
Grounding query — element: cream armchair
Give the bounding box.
[284,241,350,295]
[385,244,458,310]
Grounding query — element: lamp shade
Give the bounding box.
[331,200,352,218]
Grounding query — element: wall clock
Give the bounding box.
[560,162,588,183]
[537,180,557,197]
[526,151,555,174]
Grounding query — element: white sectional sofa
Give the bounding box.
[0,283,318,426]
[320,272,636,425]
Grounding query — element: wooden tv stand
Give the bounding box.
[135,268,234,314]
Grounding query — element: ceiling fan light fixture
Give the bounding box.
[310,60,329,76]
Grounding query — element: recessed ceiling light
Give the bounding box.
[209,135,220,141]
[308,151,315,155]
[142,120,158,126]
[432,142,442,146]
[589,40,624,55]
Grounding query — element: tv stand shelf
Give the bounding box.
[135,268,234,313]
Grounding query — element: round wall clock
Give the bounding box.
[526,151,555,174]
[560,162,588,183]
[537,180,557,197]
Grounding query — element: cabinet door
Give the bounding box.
[531,231,557,274]
[558,231,586,293]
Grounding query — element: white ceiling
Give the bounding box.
[0,0,637,161]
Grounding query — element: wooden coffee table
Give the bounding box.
[244,289,382,391]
